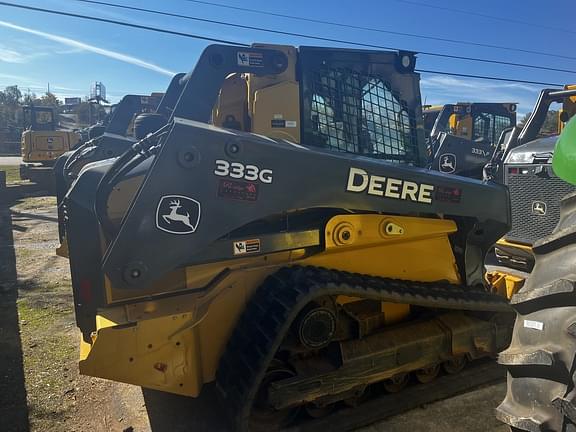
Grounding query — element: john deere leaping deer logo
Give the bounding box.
[531,200,547,216]
[439,153,456,173]
[156,195,201,234]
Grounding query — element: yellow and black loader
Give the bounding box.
[427,102,517,178]
[59,44,516,431]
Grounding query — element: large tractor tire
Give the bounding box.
[497,192,576,432]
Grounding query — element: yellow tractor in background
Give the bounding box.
[20,105,81,187]
[58,44,516,431]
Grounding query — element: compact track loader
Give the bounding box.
[20,105,81,186]
[61,44,514,431]
[427,102,517,178]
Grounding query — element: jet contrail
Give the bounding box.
[0,19,175,76]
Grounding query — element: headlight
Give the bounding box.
[505,151,536,164]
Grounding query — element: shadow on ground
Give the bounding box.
[0,188,30,432]
[0,182,55,432]
[143,384,230,432]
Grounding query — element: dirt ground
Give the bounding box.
[0,182,509,432]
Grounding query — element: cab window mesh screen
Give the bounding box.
[472,114,490,142]
[493,114,513,143]
[473,112,513,145]
[306,68,418,164]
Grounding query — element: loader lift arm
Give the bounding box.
[55,75,186,243]
[89,45,508,292]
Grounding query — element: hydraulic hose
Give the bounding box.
[94,124,172,239]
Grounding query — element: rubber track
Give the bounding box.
[286,360,504,432]
[216,265,510,432]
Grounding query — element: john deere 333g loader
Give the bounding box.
[60,44,514,431]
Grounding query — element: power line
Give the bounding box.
[177,0,576,61]
[0,1,247,46]
[63,0,576,75]
[0,1,565,87]
[416,70,562,87]
[392,0,576,36]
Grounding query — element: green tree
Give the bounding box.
[0,86,23,129]
[39,92,61,107]
[518,112,531,127]
[541,110,559,136]
[22,92,37,105]
[0,85,22,106]
[517,110,560,136]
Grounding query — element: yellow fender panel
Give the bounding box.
[80,214,462,396]
[80,312,202,396]
[308,214,460,284]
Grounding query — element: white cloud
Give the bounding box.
[0,72,39,83]
[419,73,546,114]
[0,46,29,63]
[420,75,542,94]
[51,85,83,92]
[0,20,176,76]
[0,43,54,63]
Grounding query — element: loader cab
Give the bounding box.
[213,45,425,167]
[428,102,516,178]
[23,105,57,132]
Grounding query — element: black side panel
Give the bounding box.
[430,133,492,179]
[93,121,510,291]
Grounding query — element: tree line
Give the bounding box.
[518,110,562,137]
[0,85,106,136]
[0,85,61,133]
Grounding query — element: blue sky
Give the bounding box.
[0,0,574,116]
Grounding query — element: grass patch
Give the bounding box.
[0,165,20,183]
[15,247,33,260]
[18,298,77,428]
[18,299,68,327]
